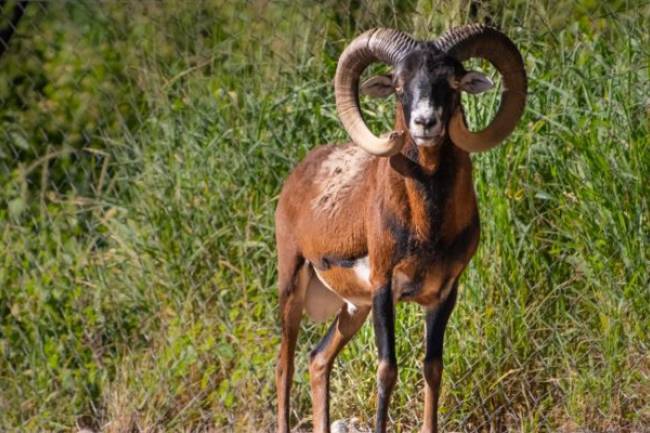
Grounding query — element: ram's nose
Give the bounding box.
[413,116,437,129]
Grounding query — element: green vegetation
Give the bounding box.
[1,1,648,431]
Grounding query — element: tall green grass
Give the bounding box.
[0,1,648,432]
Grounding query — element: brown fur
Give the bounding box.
[276,103,478,306]
[274,101,480,433]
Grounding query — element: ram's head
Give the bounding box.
[334,24,527,156]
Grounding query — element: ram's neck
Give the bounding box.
[381,102,457,242]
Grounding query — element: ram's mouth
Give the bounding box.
[413,131,444,146]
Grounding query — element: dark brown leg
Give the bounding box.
[373,283,397,433]
[421,282,458,433]
[276,254,307,433]
[310,303,371,433]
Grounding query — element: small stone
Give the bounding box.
[331,419,348,433]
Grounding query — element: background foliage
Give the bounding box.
[0,0,648,432]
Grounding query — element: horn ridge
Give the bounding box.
[334,28,419,156]
[436,24,528,153]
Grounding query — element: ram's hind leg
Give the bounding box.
[310,302,371,433]
[275,247,307,433]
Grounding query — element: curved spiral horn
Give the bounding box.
[334,28,420,156]
[435,24,527,153]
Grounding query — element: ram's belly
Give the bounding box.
[314,260,373,304]
[304,257,372,322]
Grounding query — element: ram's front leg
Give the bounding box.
[372,282,397,433]
[421,281,458,433]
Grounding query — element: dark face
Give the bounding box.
[360,48,494,147]
[394,49,464,147]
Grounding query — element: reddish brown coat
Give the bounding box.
[275,102,479,310]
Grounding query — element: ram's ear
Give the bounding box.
[457,71,494,94]
[360,74,395,98]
